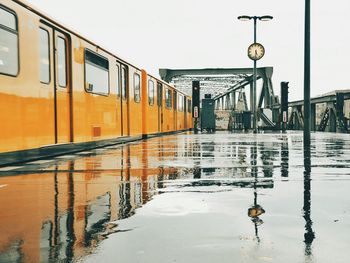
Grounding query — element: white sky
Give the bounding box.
[25,0,350,101]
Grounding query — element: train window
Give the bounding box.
[39,28,50,83]
[0,7,18,76]
[0,8,16,30]
[134,73,141,103]
[121,66,127,99]
[188,100,192,113]
[85,49,109,95]
[116,64,120,96]
[148,80,154,105]
[178,94,184,112]
[173,91,177,110]
[165,89,172,108]
[157,83,162,107]
[57,37,67,87]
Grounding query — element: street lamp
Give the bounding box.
[237,15,273,133]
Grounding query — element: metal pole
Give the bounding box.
[253,17,257,133]
[304,0,311,147]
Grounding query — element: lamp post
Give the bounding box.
[304,0,311,147]
[238,15,273,133]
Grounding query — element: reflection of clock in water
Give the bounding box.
[247,43,265,61]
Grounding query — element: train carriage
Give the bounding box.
[0,0,192,166]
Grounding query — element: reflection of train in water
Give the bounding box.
[0,141,182,262]
[0,0,193,165]
[0,128,282,262]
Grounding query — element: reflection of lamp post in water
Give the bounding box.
[193,138,202,179]
[303,146,315,258]
[247,142,265,242]
[248,182,265,242]
[281,135,289,178]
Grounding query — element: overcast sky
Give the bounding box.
[25,0,350,101]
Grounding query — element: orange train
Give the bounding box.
[0,0,193,166]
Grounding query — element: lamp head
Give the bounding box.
[259,15,273,21]
[237,15,252,21]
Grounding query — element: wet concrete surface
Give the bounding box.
[0,131,350,263]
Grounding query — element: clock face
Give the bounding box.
[247,43,265,61]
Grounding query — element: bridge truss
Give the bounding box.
[159,67,277,128]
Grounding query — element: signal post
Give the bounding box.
[280,82,289,132]
[192,81,200,133]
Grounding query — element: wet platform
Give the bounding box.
[0,131,350,263]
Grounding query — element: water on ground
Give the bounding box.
[0,131,350,263]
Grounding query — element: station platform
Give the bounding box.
[0,131,349,263]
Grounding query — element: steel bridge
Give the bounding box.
[286,90,350,133]
[160,67,277,128]
[160,68,350,133]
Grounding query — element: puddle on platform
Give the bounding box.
[0,131,350,263]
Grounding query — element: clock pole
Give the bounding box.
[253,17,257,133]
[237,15,273,133]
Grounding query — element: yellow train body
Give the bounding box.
[0,0,193,165]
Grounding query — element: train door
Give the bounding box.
[41,22,72,144]
[53,31,72,144]
[116,63,122,136]
[184,97,188,129]
[173,90,177,130]
[157,82,163,132]
[121,65,129,136]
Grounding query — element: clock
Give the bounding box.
[247,43,265,61]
